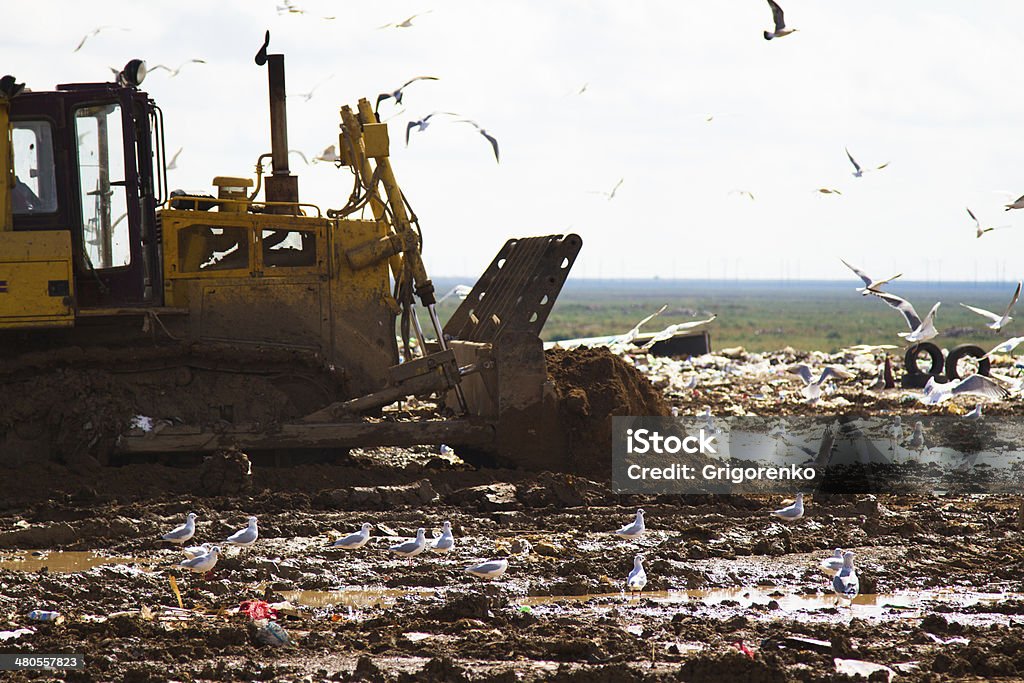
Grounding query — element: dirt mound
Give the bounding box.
[546,347,669,473]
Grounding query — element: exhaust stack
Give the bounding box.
[255,32,298,209]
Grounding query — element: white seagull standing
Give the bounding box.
[869,291,940,343]
[771,493,804,520]
[960,281,1021,332]
[626,554,648,596]
[832,551,859,605]
[763,0,797,40]
[161,513,197,544]
[177,546,220,574]
[615,509,646,539]
[181,543,212,560]
[840,259,902,296]
[390,528,427,559]
[920,375,1009,405]
[332,523,372,549]
[845,148,888,177]
[907,421,926,453]
[225,516,259,547]
[465,558,508,580]
[430,521,455,553]
[819,548,845,576]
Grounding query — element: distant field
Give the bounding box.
[434,278,1021,353]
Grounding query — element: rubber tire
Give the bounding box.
[904,342,944,376]
[945,344,990,380]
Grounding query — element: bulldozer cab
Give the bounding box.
[0,46,589,473]
[7,81,161,311]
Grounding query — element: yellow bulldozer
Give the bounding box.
[0,36,594,471]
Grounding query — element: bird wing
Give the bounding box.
[818,366,854,384]
[406,120,417,146]
[869,291,922,331]
[845,148,862,174]
[376,93,393,111]
[149,64,172,73]
[74,34,89,52]
[767,0,786,31]
[840,258,873,287]
[1002,281,1022,320]
[288,149,308,165]
[789,364,813,385]
[401,75,439,89]
[953,374,1009,400]
[966,207,979,226]
[986,336,1024,357]
[959,303,1001,324]
[609,178,624,197]
[479,130,500,163]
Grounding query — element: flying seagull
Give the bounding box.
[150,60,206,78]
[378,11,432,29]
[869,291,940,343]
[840,259,902,296]
[921,374,1009,404]
[967,207,1010,238]
[313,145,340,163]
[1005,194,1024,211]
[845,148,888,177]
[376,76,439,111]
[960,281,1021,332]
[984,335,1024,359]
[590,178,624,200]
[729,190,755,201]
[74,26,128,52]
[815,188,842,195]
[296,74,334,102]
[613,305,667,346]
[787,364,854,402]
[455,119,500,163]
[405,111,462,146]
[167,147,183,171]
[288,149,309,165]
[763,0,797,40]
[641,315,717,350]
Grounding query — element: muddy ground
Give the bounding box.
[1,349,1024,681]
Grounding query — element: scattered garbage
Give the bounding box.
[834,657,897,682]
[240,599,278,621]
[27,610,63,624]
[254,620,292,647]
[0,627,34,641]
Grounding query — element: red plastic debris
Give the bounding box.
[731,640,756,659]
[239,600,278,620]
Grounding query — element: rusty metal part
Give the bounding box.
[262,52,298,208]
[302,349,460,421]
[116,418,494,453]
[444,234,582,343]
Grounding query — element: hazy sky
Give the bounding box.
[5,1,1024,280]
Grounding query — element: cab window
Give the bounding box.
[75,103,130,269]
[261,228,316,268]
[11,121,58,215]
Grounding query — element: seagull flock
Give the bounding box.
[159,501,857,605]
[160,513,509,581]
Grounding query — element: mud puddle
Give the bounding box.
[0,550,143,573]
[279,587,435,609]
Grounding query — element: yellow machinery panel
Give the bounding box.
[0,231,74,328]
